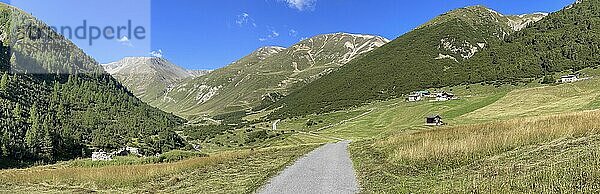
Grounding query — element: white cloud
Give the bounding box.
[280,0,316,11]
[271,30,280,38]
[259,30,280,41]
[236,12,257,27]
[150,49,163,58]
[117,36,133,47]
[289,29,298,37]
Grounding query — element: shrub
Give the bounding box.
[247,130,269,143]
[306,119,318,127]
[541,75,555,84]
[159,150,208,163]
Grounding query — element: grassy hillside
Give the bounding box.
[462,76,600,121]
[269,68,600,192]
[149,33,388,118]
[352,111,600,193]
[276,83,516,141]
[271,1,598,118]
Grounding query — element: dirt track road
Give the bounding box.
[258,141,359,194]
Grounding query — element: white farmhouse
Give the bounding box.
[407,94,422,102]
[561,74,579,83]
[435,92,455,101]
[92,151,112,161]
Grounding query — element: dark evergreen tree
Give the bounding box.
[25,103,40,157]
[0,72,7,91]
[541,75,555,84]
[41,114,55,162]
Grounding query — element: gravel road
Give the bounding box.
[258,141,359,194]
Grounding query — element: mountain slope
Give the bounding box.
[0,3,185,165]
[466,0,600,78]
[271,6,550,118]
[150,33,389,117]
[102,57,209,102]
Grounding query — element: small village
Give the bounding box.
[92,147,143,161]
[91,144,203,161]
[407,74,589,104]
[404,90,455,127]
[406,90,457,102]
[410,74,592,127]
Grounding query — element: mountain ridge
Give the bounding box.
[102,57,212,102]
[147,32,389,118]
[269,5,555,118]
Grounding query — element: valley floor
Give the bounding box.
[3,69,600,193]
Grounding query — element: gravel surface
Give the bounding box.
[258,141,359,194]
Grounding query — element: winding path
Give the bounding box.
[258,141,359,194]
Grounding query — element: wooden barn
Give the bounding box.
[425,115,444,126]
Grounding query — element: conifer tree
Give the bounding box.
[0,72,7,91]
[41,114,54,161]
[1,131,8,157]
[25,103,40,156]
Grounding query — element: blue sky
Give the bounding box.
[7,0,575,70]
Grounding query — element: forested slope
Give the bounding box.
[467,0,600,78]
[0,3,185,166]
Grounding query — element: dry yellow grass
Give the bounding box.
[0,144,319,193]
[352,109,600,193]
[378,110,600,163]
[0,150,245,188]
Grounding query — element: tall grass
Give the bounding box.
[0,145,318,193]
[65,151,208,168]
[378,110,600,168]
[351,110,600,193]
[0,151,240,188]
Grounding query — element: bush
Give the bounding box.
[306,119,318,127]
[158,150,208,163]
[67,150,208,168]
[247,130,269,143]
[541,75,555,84]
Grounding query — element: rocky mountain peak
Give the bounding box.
[254,46,286,59]
[506,12,548,31]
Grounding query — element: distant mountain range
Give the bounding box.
[100,1,598,121]
[102,57,211,102]
[105,33,388,118]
